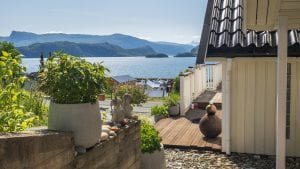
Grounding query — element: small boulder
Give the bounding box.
[109,130,117,137]
[101,132,109,141]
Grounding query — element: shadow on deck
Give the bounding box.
[155,115,222,151]
[193,91,222,110]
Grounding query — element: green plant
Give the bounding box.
[163,93,180,107]
[172,76,180,94]
[115,84,147,105]
[0,51,39,132]
[38,52,108,104]
[101,111,107,123]
[23,90,49,126]
[141,120,161,153]
[150,105,168,117]
[0,42,21,58]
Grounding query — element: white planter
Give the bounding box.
[168,104,180,116]
[141,144,166,169]
[48,101,101,148]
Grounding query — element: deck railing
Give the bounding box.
[180,62,222,115]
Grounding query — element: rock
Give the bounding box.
[101,132,109,141]
[164,148,280,169]
[132,115,139,120]
[110,126,119,132]
[102,125,111,134]
[109,131,117,136]
[253,155,260,159]
[75,146,86,154]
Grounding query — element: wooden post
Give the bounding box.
[276,15,288,169]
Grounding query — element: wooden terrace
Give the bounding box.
[155,115,222,151]
[155,90,222,151]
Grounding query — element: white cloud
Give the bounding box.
[45,31,64,34]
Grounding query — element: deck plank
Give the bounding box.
[155,114,222,151]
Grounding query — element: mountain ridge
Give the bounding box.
[1,31,194,55]
[18,41,157,58]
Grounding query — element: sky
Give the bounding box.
[1,0,207,44]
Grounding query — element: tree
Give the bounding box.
[0,41,21,58]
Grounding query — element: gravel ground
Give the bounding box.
[165,148,300,169]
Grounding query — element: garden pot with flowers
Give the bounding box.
[38,52,108,148]
[141,120,166,169]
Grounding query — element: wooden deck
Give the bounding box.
[193,91,222,110]
[155,116,222,151]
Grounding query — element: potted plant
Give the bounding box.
[164,93,180,116]
[141,120,166,169]
[151,105,168,122]
[38,52,108,148]
[98,94,105,101]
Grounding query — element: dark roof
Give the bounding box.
[112,75,136,83]
[197,0,300,64]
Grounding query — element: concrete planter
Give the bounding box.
[141,144,166,169]
[168,104,180,116]
[48,101,101,148]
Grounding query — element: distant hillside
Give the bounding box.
[145,53,168,58]
[174,52,195,57]
[191,46,199,55]
[18,41,156,58]
[1,31,194,55]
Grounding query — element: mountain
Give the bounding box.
[174,52,195,57]
[1,31,194,55]
[18,41,156,58]
[191,46,199,55]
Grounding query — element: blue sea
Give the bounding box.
[22,56,196,78]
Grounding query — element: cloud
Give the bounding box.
[45,31,64,34]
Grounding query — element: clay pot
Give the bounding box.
[98,94,105,101]
[199,104,221,138]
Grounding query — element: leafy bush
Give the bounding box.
[141,120,161,153]
[0,51,39,132]
[101,111,107,123]
[115,84,147,105]
[172,76,180,93]
[38,52,108,104]
[23,90,48,126]
[0,42,21,58]
[150,105,168,117]
[163,93,180,107]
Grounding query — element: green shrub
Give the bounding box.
[38,52,108,104]
[0,51,39,132]
[150,105,168,117]
[101,111,107,123]
[23,90,48,126]
[172,76,180,93]
[163,93,180,107]
[0,42,21,59]
[141,120,161,153]
[115,84,147,105]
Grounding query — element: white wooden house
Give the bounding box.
[196,0,300,168]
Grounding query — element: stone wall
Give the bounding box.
[0,121,141,169]
[0,130,74,169]
[73,121,141,169]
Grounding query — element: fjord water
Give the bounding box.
[22,56,196,78]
